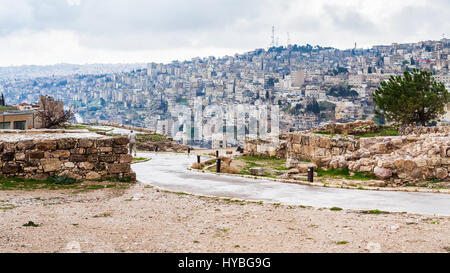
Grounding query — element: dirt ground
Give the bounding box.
[0,183,449,253]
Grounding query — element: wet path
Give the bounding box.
[132,152,450,216]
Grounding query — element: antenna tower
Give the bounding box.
[271,26,275,47]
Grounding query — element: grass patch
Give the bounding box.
[59,124,112,133]
[356,129,398,138]
[336,241,349,245]
[137,134,166,142]
[236,155,286,178]
[426,178,441,184]
[361,209,390,215]
[316,168,377,181]
[330,207,343,211]
[22,221,39,227]
[0,175,134,191]
[93,213,111,218]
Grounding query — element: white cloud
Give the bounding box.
[0,0,448,65]
[67,0,81,6]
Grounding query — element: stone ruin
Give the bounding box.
[0,130,136,181]
[244,121,450,186]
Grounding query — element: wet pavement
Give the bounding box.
[132,152,450,216]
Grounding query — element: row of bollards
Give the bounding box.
[194,150,221,173]
[216,150,220,173]
[195,149,312,180]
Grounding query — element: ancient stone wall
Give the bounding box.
[245,125,450,184]
[244,139,285,158]
[0,135,135,181]
[286,133,359,165]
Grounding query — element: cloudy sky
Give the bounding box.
[0,0,448,66]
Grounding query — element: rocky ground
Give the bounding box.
[0,183,449,253]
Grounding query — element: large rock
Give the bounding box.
[249,167,265,176]
[435,168,448,180]
[374,167,392,179]
[40,158,62,172]
[85,171,101,180]
[297,162,317,173]
[286,158,300,168]
[107,163,130,174]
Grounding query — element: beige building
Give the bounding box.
[0,111,38,130]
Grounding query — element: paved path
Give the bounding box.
[132,152,450,216]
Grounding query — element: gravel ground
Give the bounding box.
[0,183,449,253]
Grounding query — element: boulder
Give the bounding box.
[249,167,265,176]
[40,158,62,172]
[286,158,300,168]
[85,171,102,180]
[297,162,317,173]
[435,168,448,180]
[374,167,392,179]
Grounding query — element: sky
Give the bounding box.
[0,0,449,66]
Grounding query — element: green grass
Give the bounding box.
[330,207,343,211]
[314,131,336,136]
[361,209,390,214]
[93,213,111,218]
[137,134,166,141]
[356,129,398,138]
[59,124,112,133]
[426,178,441,183]
[237,155,286,177]
[133,157,148,161]
[22,221,39,227]
[0,106,14,113]
[336,241,349,245]
[0,176,135,191]
[316,168,377,181]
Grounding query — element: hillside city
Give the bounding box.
[1,39,450,147]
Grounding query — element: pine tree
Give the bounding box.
[373,69,449,126]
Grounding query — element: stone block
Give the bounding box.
[114,136,129,145]
[40,158,62,172]
[85,171,101,180]
[70,155,87,162]
[119,154,133,163]
[56,138,77,149]
[107,163,130,174]
[374,167,392,179]
[2,163,19,174]
[79,138,94,148]
[36,140,57,151]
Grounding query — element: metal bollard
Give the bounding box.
[307,167,314,182]
[216,150,219,157]
[197,155,201,164]
[216,158,221,173]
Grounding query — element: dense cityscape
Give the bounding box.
[1,38,450,147]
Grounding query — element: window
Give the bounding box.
[13,121,26,130]
[0,122,11,129]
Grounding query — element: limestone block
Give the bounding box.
[56,138,77,149]
[78,138,94,148]
[374,167,392,179]
[79,162,94,170]
[107,163,130,174]
[249,167,265,176]
[85,171,101,180]
[113,136,129,145]
[40,158,62,172]
[435,168,448,180]
[119,154,133,163]
[35,140,57,151]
